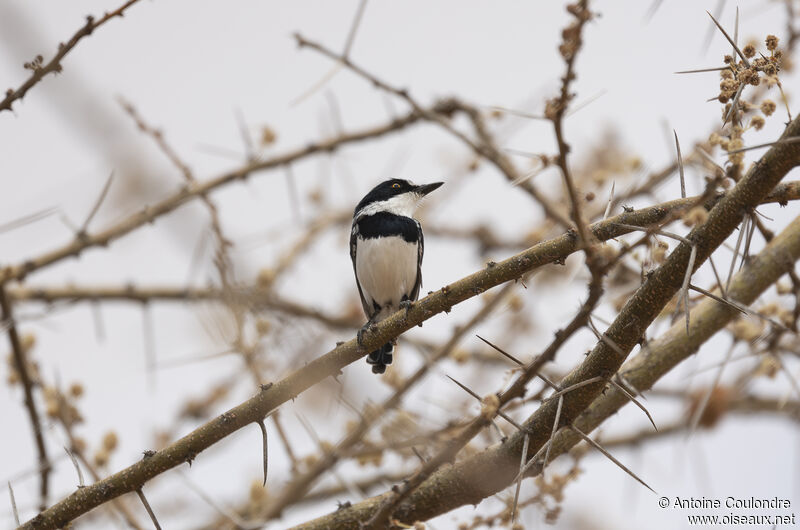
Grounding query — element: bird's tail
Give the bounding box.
[366,342,393,374]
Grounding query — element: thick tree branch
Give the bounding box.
[539,210,800,478]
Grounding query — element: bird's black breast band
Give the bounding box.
[356,212,420,243]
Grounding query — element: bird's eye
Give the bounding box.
[392,183,400,189]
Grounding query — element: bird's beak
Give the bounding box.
[415,182,444,196]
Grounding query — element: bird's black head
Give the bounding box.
[354,179,443,218]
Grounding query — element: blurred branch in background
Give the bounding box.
[0,287,49,512]
[0,0,143,114]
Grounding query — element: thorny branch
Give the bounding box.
[0,287,49,512]
[259,283,514,522]
[24,112,800,526]
[532,211,800,482]
[548,0,594,249]
[2,182,712,528]
[0,0,144,114]
[293,110,800,528]
[361,268,606,529]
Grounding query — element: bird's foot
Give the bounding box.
[357,321,376,347]
[399,299,413,317]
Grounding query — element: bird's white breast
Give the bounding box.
[355,235,418,317]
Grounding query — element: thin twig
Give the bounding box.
[142,304,156,391]
[0,0,144,113]
[546,376,605,401]
[707,254,727,299]
[681,245,698,335]
[603,181,615,220]
[675,66,729,74]
[9,481,19,527]
[569,426,656,493]
[702,0,727,53]
[733,7,740,62]
[445,375,525,432]
[177,470,255,530]
[0,287,49,511]
[608,379,658,431]
[234,107,255,161]
[587,317,626,357]
[542,396,564,475]
[513,439,553,483]
[740,213,756,270]
[257,420,269,486]
[135,489,162,530]
[476,334,565,393]
[511,433,529,523]
[706,10,750,67]
[290,0,369,105]
[644,0,664,21]
[550,0,593,251]
[492,106,546,120]
[612,223,691,245]
[64,447,85,488]
[726,216,747,291]
[271,411,300,472]
[688,341,736,437]
[476,335,525,366]
[689,284,787,331]
[725,84,745,126]
[0,207,59,234]
[79,171,115,234]
[726,136,800,154]
[342,0,369,57]
[674,130,686,198]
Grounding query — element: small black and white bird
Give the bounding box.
[350,178,443,374]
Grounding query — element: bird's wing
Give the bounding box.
[409,220,423,302]
[350,222,372,318]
